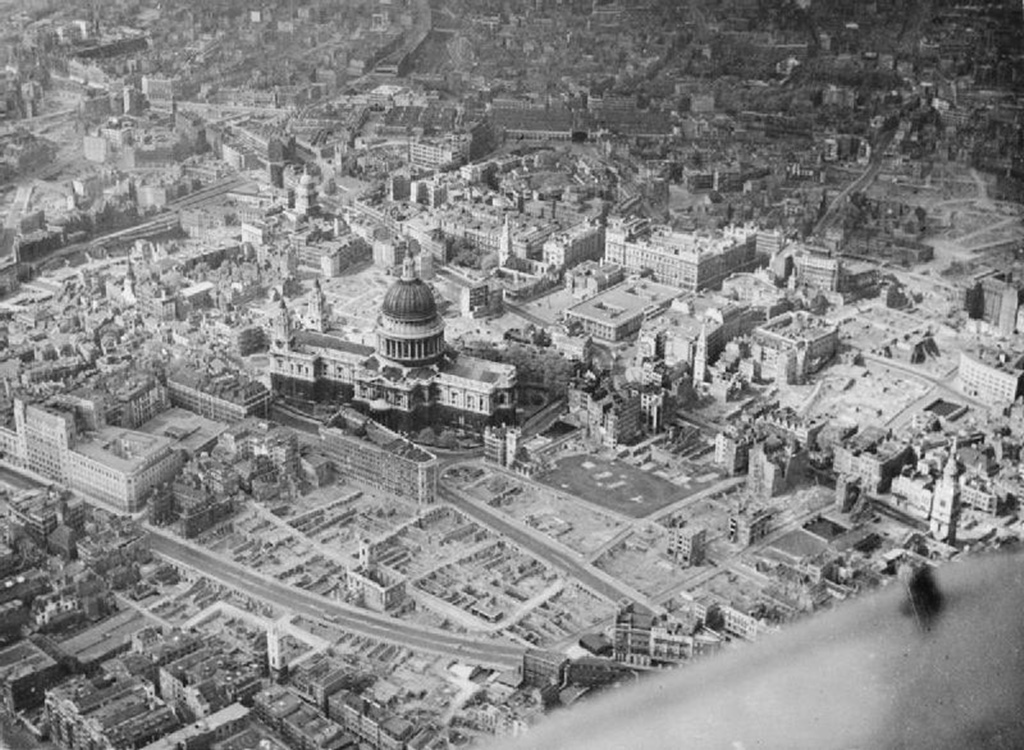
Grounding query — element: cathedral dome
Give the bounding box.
[381,258,437,323]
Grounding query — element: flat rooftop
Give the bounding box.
[59,609,156,664]
[963,347,1024,373]
[214,725,292,750]
[566,280,682,325]
[73,426,173,473]
[655,293,744,337]
[0,639,56,679]
[169,370,268,405]
[137,407,229,455]
[139,704,249,750]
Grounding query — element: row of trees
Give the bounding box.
[468,340,576,399]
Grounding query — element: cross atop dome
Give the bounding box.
[378,250,444,367]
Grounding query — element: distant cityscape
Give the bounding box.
[0,0,1022,747]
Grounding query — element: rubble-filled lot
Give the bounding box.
[461,468,628,556]
[284,618,493,716]
[201,509,349,600]
[281,487,418,558]
[370,505,496,579]
[778,364,931,427]
[688,568,766,610]
[593,524,681,597]
[413,541,561,630]
[838,302,961,379]
[149,578,278,626]
[506,584,615,648]
[658,495,735,539]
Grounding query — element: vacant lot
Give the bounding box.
[539,454,710,518]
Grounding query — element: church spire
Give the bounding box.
[307,278,328,332]
[498,213,512,268]
[944,437,959,479]
[274,297,292,347]
[122,257,137,306]
[692,320,708,387]
[931,436,960,544]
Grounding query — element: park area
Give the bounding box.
[538,454,712,518]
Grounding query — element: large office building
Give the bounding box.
[834,428,913,494]
[47,676,179,750]
[409,133,471,171]
[167,370,271,423]
[963,272,1022,337]
[958,348,1024,406]
[318,407,438,505]
[542,219,606,269]
[270,256,517,432]
[604,217,761,292]
[613,602,700,667]
[794,249,841,291]
[5,398,181,513]
[67,428,181,513]
[12,399,76,483]
[0,640,62,712]
[749,311,839,384]
[638,295,760,369]
[794,249,879,301]
[563,279,683,342]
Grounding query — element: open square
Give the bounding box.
[538,454,717,518]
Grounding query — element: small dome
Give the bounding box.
[381,277,437,323]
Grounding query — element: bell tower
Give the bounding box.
[273,299,292,348]
[267,621,284,677]
[307,278,328,332]
[692,320,708,386]
[930,439,960,545]
[498,213,513,267]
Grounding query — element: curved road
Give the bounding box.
[0,461,523,667]
[147,530,523,669]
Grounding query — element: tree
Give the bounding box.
[704,605,726,633]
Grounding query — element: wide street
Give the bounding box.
[438,483,641,605]
[0,464,46,490]
[147,530,524,669]
[0,462,524,669]
[814,128,897,236]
